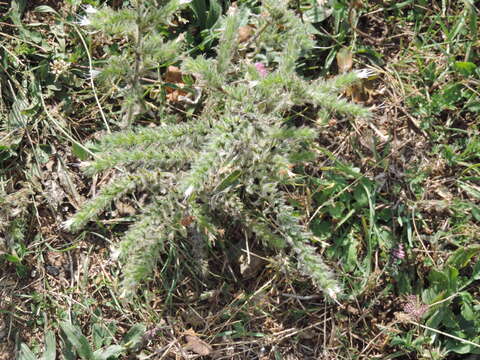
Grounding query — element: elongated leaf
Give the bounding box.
[206,0,221,29]
[42,330,56,360]
[93,345,125,360]
[33,5,59,15]
[214,170,241,193]
[189,0,207,29]
[446,244,480,269]
[18,344,36,360]
[60,322,94,360]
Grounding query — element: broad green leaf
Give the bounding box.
[449,340,480,354]
[428,268,449,289]
[326,202,345,219]
[446,244,480,269]
[189,0,207,29]
[467,101,480,112]
[8,0,27,26]
[353,185,368,207]
[8,97,30,130]
[206,0,221,29]
[18,344,36,360]
[310,219,332,238]
[426,306,449,329]
[42,330,56,360]
[93,345,125,360]
[60,322,94,360]
[92,323,115,349]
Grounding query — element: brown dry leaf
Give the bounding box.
[164,65,183,83]
[336,48,374,103]
[346,79,378,104]
[351,0,364,9]
[164,66,188,103]
[56,159,83,209]
[336,48,353,73]
[238,253,267,279]
[238,25,253,43]
[182,308,204,327]
[180,215,196,227]
[115,200,136,216]
[183,329,212,356]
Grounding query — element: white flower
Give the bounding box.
[82,5,98,14]
[184,184,194,198]
[88,69,101,80]
[76,15,91,26]
[355,68,376,79]
[62,218,75,230]
[179,0,192,4]
[110,246,121,261]
[326,285,342,304]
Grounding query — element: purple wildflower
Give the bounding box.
[403,295,428,321]
[254,62,268,77]
[392,243,405,260]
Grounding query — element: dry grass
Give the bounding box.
[1,1,480,359]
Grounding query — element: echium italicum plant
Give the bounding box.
[65,0,372,300]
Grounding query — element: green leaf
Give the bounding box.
[428,268,449,289]
[42,331,56,360]
[189,0,207,29]
[92,323,115,349]
[453,61,477,76]
[33,5,59,16]
[472,260,480,281]
[446,244,480,269]
[467,101,480,112]
[303,3,333,23]
[4,254,22,264]
[458,182,480,199]
[396,271,412,294]
[353,185,368,207]
[8,0,27,26]
[18,344,36,360]
[449,340,480,354]
[214,170,241,193]
[93,345,125,360]
[121,323,145,349]
[326,201,345,219]
[205,0,221,29]
[356,48,385,66]
[310,219,332,238]
[426,306,449,329]
[460,293,476,321]
[60,322,94,360]
[72,143,91,161]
